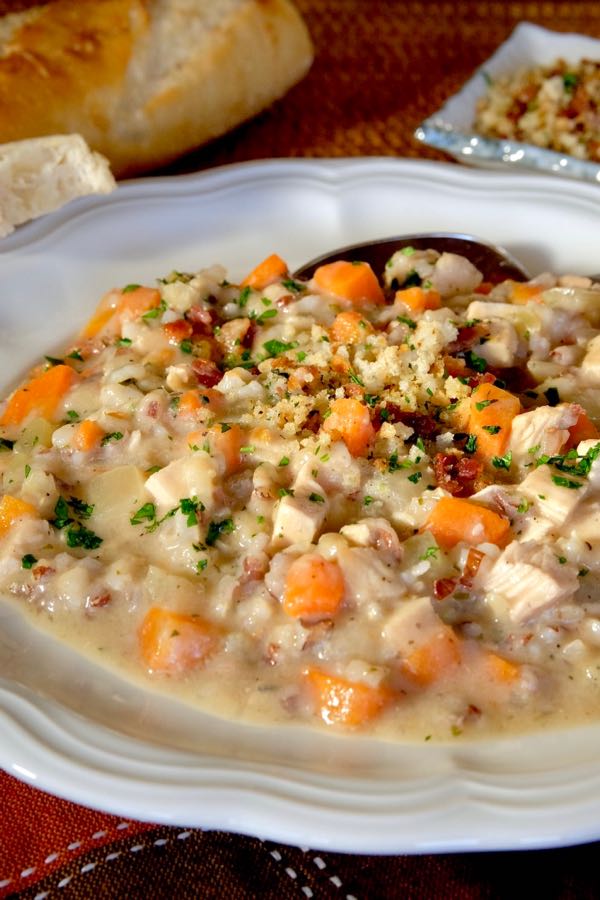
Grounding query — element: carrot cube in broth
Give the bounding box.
[401,628,461,686]
[329,310,373,344]
[313,260,385,306]
[468,382,520,460]
[0,364,77,426]
[240,253,288,290]
[71,419,105,452]
[423,496,510,550]
[283,553,345,621]
[139,607,217,676]
[395,286,441,313]
[0,495,37,536]
[322,397,374,457]
[304,668,391,727]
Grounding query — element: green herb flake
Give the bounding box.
[101,431,123,446]
[281,278,304,293]
[240,445,255,454]
[52,496,73,530]
[180,339,193,354]
[21,554,37,569]
[0,438,15,451]
[66,410,80,421]
[475,399,492,411]
[24,464,31,478]
[237,286,252,308]
[551,474,583,489]
[121,283,141,293]
[130,502,157,525]
[464,434,478,454]
[65,523,103,550]
[308,492,325,503]
[278,456,290,467]
[407,471,422,483]
[464,350,487,373]
[67,349,84,361]
[420,546,439,561]
[142,299,167,320]
[482,425,501,434]
[116,337,132,346]
[278,487,295,497]
[205,517,234,547]
[492,451,512,470]
[397,315,417,330]
[68,497,94,519]
[263,339,298,357]
[196,559,208,573]
[45,355,63,367]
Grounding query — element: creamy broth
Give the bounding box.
[3,250,600,743]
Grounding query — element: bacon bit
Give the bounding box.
[434,578,457,601]
[146,400,159,419]
[461,548,485,586]
[243,554,269,581]
[474,282,493,295]
[187,304,219,336]
[163,319,194,344]
[191,358,222,388]
[376,403,440,438]
[302,409,321,434]
[264,642,280,666]
[433,451,483,497]
[32,565,55,580]
[447,324,489,355]
[301,619,334,649]
[344,382,365,399]
[215,317,253,353]
[88,592,111,608]
[467,371,495,389]
[275,293,295,309]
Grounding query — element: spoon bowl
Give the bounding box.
[294,232,530,283]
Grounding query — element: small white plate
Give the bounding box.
[2,158,600,853]
[415,22,600,183]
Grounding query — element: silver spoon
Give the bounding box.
[294,232,530,283]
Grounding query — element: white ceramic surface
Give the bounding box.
[415,22,600,183]
[2,158,600,853]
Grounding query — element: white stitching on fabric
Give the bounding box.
[266,846,319,898]
[0,821,135,886]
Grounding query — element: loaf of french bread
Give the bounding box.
[0,0,314,177]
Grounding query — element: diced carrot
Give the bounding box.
[483,651,520,683]
[139,607,217,676]
[71,419,105,452]
[329,310,373,344]
[313,260,385,306]
[81,286,161,338]
[163,319,194,344]
[0,365,77,426]
[304,668,391,727]
[240,253,288,290]
[564,407,599,450]
[468,382,520,460]
[509,282,544,304]
[401,628,461,686]
[474,282,493,295]
[394,286,442,313]
[178,388,223,419]
[210,423,244,474]
[423,496,511,550]
[283,554,345,621]
[0,495,37,536]
[322,397,374,457]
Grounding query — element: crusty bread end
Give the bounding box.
[0,134,116,238]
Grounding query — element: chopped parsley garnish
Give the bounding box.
[464,434,478,454]
[196,559,208,573]
[400,246,416,256]
[263,339,298,357]
[68,497,94,519]
[517,499,530,514]
[179,339,193,354]
[420,546,439,560]
[237,286,252,308]
[52,497,73,530]
[101,431,123,446]
[551,474,583,489]
[397,315,417,330]
[66,524,103,550]
[407,471,422,483]
[563,72,579,91]
[67,349,84,361]
[278,456,290,467]
[364,394,380,408]
[349,370,365,386]
[281,278,304,293]
[24,464,31,478]
[142,299,167,319]
[21,554,37,569]
[45,355,63,367]
[116,337,132,346]
[492,451,512,470]
[66,410,80,421]
[240,445,255,454]
[278,487,295,497]
[363,495,374,506]
[309,492,325,503]
[464,350,487,373]
[389,453,412,472]
[482,425,501,434]
[122,283,141,293]
[296,351,307,362]
[130,502,157,525]
[205,517,234,546]
[544,386,560,407]
[475,399,492,411]
[255,308,278,325]
[404,270,421,287]
[0,438,15,451]
[180,497,204,526]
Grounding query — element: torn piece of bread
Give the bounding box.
[0,0,314,178]
[0,134,116,238]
